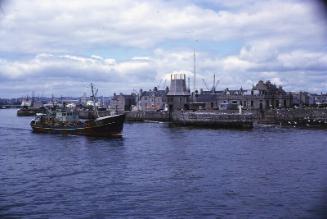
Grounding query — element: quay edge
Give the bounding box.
[125,108,327,129]
[125,110,253,129]
[171,111,254,129]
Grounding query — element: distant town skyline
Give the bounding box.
[0,0,326,97]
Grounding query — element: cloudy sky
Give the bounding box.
[0,0,326,97]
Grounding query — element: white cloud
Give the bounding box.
[277,50,327,70]
[0,0,326,96]
[0,0,325,52]
[1,45,326,97]
[222,56,254,72]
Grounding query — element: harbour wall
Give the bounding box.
[126,111,169,122]
[171,111,253,129]
[125,108,327,128]
[126,110,253,128]
[257,108,327,128]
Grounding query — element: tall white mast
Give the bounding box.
[188,77,191,91]
[193,49,196,92]
[213,74,216,91]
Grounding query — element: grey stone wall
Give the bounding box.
[255,108,327,128]
[126,111,169,121]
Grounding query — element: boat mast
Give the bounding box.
[90,83,99,118]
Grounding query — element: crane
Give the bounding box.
[213,79,220,92]
[157,79,162,89]
[211,74,220,92]
[202,79,210,90]
[163,79,167,88]
[202,73,220,92]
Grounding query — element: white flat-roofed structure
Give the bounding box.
[167,74,190,96]
[167,74,190,112]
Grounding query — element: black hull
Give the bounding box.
[17,108,45,116]
[31,114,125,137]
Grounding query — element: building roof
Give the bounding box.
[141,89,166,97]
[253,80,286,94]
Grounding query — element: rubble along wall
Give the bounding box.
[256,108,327,128]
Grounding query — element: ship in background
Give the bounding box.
[30,84,125,137]
[17,96,45,116]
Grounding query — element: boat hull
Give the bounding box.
[31,114,125,137]
[17,108,44,116]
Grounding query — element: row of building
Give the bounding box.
[109,74,327,113]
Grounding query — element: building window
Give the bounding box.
[251,101,253,107]
[276,100,279,107]
[284,99,287,107]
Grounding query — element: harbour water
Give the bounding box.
[0,109,327,218]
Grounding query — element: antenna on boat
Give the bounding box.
[90,83,99,118]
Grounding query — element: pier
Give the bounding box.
[172,111,254,129]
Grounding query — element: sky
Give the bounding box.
[0,0,326,97]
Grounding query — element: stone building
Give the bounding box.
[194,80,292,111]
[110,93,136,113]
[291,92,315,106]
[191,90,223,110]
[313,93,327,106]
[166,74,190,111]
[311,92,327,107]
[137,87,168,111]
[244,80,292,110]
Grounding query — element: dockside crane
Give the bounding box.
[157,79,162,89]
[213,73,220,92]
[156,79,167,90]
[162,79,167,89]
[202,73,220,92]
[202,79,210,91]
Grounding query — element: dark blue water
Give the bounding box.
[0,109,327,218]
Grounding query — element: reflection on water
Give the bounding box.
[0,109,327,218]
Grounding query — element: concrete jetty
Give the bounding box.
[126,110,253,129]
[126,111,169,122]
[171,111,254,129]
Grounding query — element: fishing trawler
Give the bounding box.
[30,84,125,137]
[17,97,45,116]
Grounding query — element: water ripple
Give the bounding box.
[0,109,327,218]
